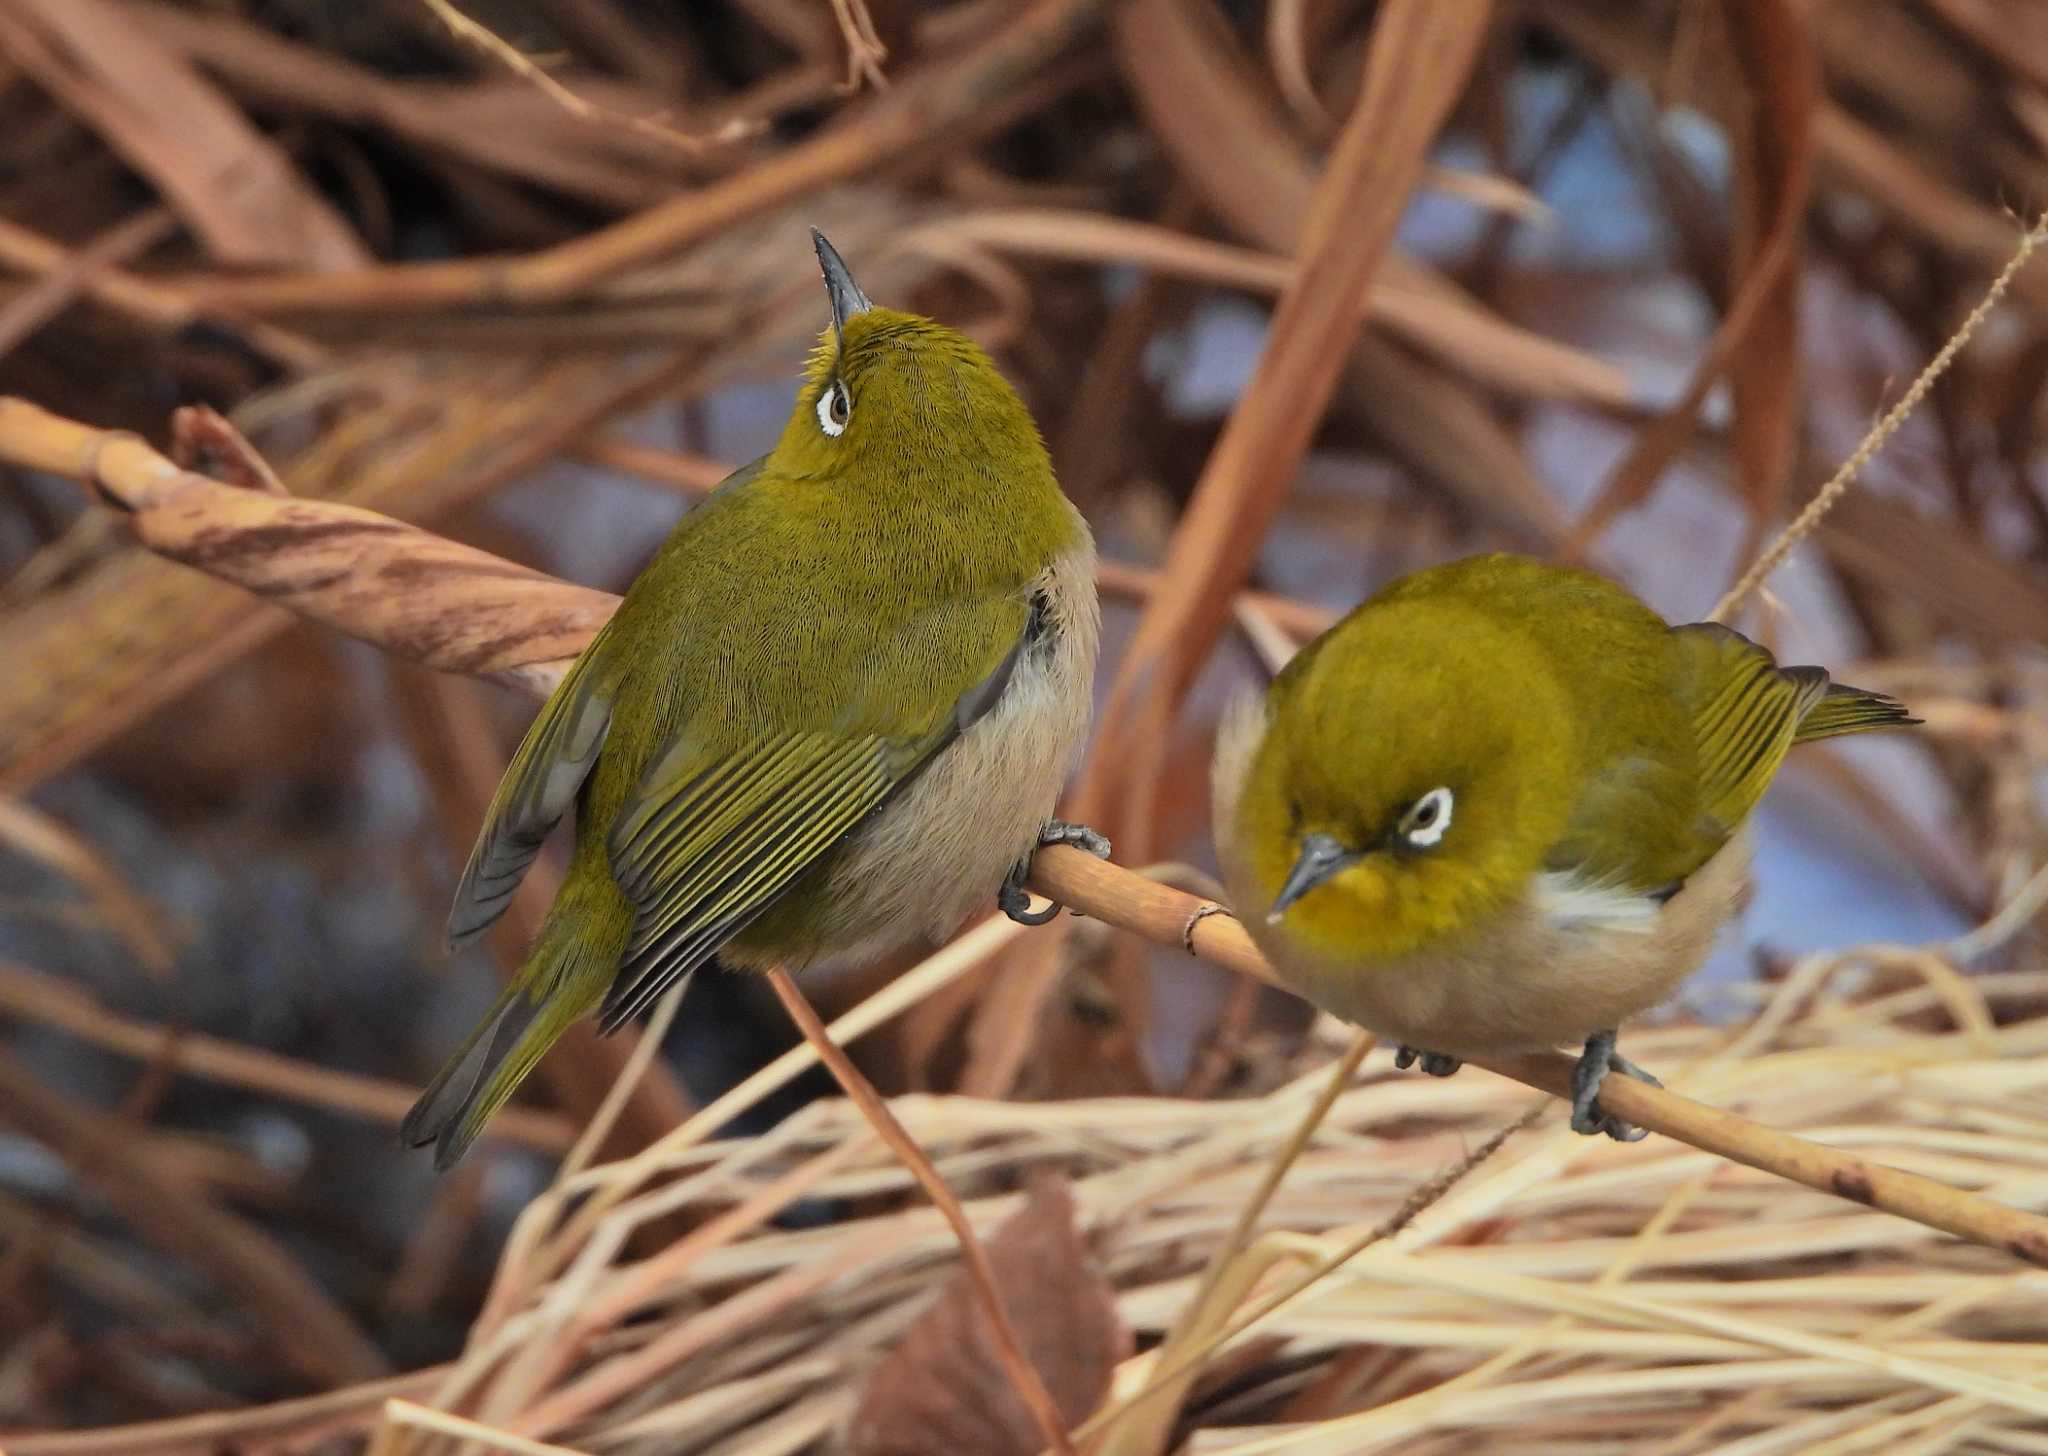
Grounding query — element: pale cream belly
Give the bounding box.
[1249,834,1751,1057]
[1209,685,1752,1057]
[805,534,1099,969]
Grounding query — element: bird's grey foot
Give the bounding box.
[1570,1029,1662,1141]
[1039,819,1111,859]
[1395,1045,1463,1077]
[998,819,1112,926]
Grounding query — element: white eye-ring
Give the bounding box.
[816,380,851,436]
[1397,786,1453,849]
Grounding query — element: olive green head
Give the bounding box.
[1237,595,1582,962]
[768,232,1058,526]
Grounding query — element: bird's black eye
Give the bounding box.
[816,380,851,436]
[1397,786,1454,849]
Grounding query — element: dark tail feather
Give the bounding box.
[400,982,537,1164]
[1794,681,1918,743]
[410,864,639,1169]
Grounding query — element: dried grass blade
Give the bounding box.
[0,800,174,977]
[1562,0,1815,552]
[0,959,574,1149]
[0,1369,447,1456]
[1027,845,2048,1271]
[0,1052,390,1387]
[915,209,1635,406]
[1082,0,1493,856]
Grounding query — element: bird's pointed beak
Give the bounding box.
[1267,832,1359,924]
[810,227,873,341]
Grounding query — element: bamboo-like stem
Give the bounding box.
[6,393,2046,1274]
[1029,846,2048,1269]
[763,967,1078,1456]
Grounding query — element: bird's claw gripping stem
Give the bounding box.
[1570,1028,1661,1141]
[997,819,1111,926]
[1395,1045,1463,1077]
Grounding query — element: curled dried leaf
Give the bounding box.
[847,1175,1130,1456]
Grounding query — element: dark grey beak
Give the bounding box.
[1267,832,1359,924]
[810,227,873,339]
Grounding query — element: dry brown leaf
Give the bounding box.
[1117,0,1311,251]
[167,403,287,495]
[1929,0,2048,93]
[0,355,667,793]
[127,0,1119,317]
[0,959,575,1151]
[125,3,718,211]
[846,1175,1129,1456]
[0,207,176,359]
[0,0,367,270]
[1343,336,1578,552]
[1266,0,1338,132]
[1823,490,2048,647]
[1817,104,2048,313]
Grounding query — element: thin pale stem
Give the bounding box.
[764,966,1077,1456]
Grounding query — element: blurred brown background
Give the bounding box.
[0,0,2044,1448]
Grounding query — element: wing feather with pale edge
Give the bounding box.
[447,621,616,947]
[1672,622,1832,836]
[595,599,1035,1032]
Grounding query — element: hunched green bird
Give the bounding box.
[404,232,1103,1168]
[1212,553,1914,1139]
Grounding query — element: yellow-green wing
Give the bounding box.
[1671,622,1910,836]
[1672,622,1828,835]
[594,607,1032,1033]
[447,621,617,947]
[1793,682,1917,742]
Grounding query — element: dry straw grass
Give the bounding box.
[3,2,2048,1453]
[3,248,2047,1438]
[14,956,2048,1455]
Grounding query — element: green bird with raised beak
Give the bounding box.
[404,233,1104,1167]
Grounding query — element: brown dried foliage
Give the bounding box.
[847,1175,1128,1456]
[1,2,2046,1452]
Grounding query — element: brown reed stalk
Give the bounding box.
[5,390,2045,1277]
[764,965,1078,1456]
[1030,845,2048,1270]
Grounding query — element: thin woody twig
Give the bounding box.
[1070,1104,1547,1453]
[415,0,759,152]
[828,0,891,91]
[1710,211,2048,622]
[5,393,2047,1273]
[764,966,1077,1456]
[1028,846,2048,1270]
[1099,1029,1378,1456]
